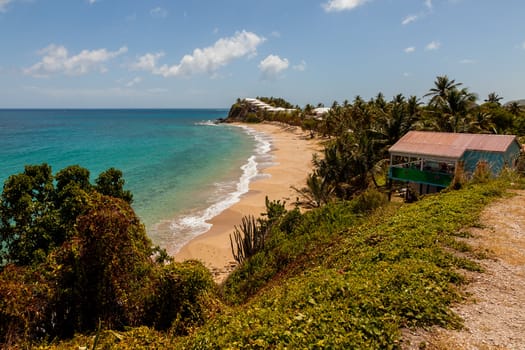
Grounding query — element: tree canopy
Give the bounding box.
[0,165,215,346]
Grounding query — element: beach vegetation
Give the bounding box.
[229,215,265,264]
[229,197,288,264]
[256,96,296,109]
[8,169,525,350]
[485,92,503,105]
[0,165,216,347]
[292,76,525,204]
[95,167,133,203]
[182,177,519,349]
[293,172,334,207]
[0,164,132,266]
[244,112,262,123]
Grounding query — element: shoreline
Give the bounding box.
[173,122,321,283]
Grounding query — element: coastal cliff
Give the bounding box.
[225,98,254,122]
[225,97,299,123]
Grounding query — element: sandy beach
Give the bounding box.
[173,122,321,283]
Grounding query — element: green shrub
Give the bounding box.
[278,207,302,234]
[245,112,261,123]
[146,260,215,334]
[350,188,388,214]
[74,193,156,330]
[471,160,492,183]
[0,265,54,346]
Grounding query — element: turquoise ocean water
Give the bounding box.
[0,109,272,254]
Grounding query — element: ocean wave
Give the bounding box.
[238,125,276,169]
[164,125,273,255]
[195,120,219,126]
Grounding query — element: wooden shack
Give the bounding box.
[388,131,521,194]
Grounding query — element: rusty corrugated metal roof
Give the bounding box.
[389,131,518,159]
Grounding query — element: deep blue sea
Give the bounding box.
[0,109,272,254]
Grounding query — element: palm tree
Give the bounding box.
[374,92,387,112]
[424,76,477,132]
[407,95,422,121]
[377,94,417,152]
[303,103,315,116]
[507,101,523,117]
[319,104,348,137]
[440,87,477,132]
[313,127,385,199]
[467,110,497,134]
[424,75,462,108]
[350,95,372,131]
[293,172,334,208]
[484,92,503,105]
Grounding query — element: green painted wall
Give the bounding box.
[389,167,453,187]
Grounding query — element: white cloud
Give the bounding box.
[258,55,289,80]
[402,15,418,25]
[131,52,165,71]
[459,58,475,64]
[404,46,416,53]
[521,41,525,49]
[25,44,128,77]
[125,76,142,87]
[150,7,168,19]
[0,0,13,12]
[425,41,441,51]
[293,60,307,71]
[322,0,370,12]
[88,0,98,4]
[134,30,265,78]
[402,0,433,26]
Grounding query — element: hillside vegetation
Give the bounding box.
[0,165,216,347]
[39,174,523,349]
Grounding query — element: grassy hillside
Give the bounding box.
[42,176,521,349]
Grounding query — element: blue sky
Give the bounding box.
[1,0,524,108]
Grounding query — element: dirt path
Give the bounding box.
[403,190,525,350]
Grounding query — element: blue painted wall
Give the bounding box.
[461,141,521,176]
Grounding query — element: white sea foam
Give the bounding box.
[195,120,219,126]
[164,125,273,255]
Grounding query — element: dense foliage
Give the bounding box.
[0,165,131,266]
[228,77,525,205]
[181,177,519,349]
[257,96,297,109]
[39,177,521,349]
[0,165,215,347]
